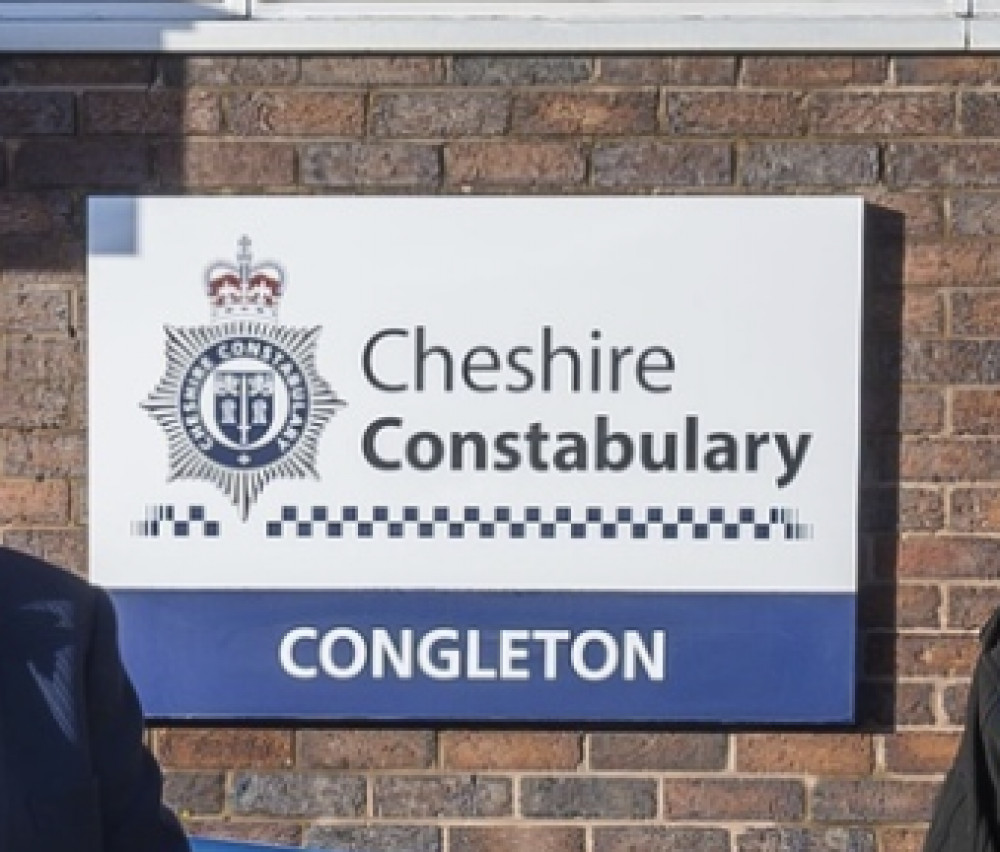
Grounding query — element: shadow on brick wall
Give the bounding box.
[855,205,906,732]
[0,54,183,577]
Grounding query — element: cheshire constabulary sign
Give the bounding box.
[88,196,862,723]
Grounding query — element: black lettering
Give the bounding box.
[415,326,453,392]
[462,346,501,392]
[542,325,580,392]
[596,415,633,471]
[553,432,587,471]
[363,329,408,393]
[525,422,550,471]
[451,431,489,470]
[493,432,521,471]
[636,346,675,393]
[506,346,534,392]
[407,431,445,470]
[362,417,402,471]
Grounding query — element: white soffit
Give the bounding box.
[0,0,974,53]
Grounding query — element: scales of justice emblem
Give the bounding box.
[143,236,345,520]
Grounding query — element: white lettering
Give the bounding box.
[572,630,619,681]
[319,627,366,679]
[419,628,461,680]
[501,630,531,680]
[532,629,571,680]
[372,627,413,678]
[624,630,666,681]
[279,626,318,679]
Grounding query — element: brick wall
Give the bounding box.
[1,51,995,851]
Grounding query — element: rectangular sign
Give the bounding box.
[88,196,862,722]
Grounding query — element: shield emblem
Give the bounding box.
[214,370,275,448]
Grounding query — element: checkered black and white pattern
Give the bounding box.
[264,505,812,541]
[132,505,221,538]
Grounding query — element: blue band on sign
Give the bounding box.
[111,590,854,724]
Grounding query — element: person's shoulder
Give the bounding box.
[0,545,96,604]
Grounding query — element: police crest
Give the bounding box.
[143,237,345,520]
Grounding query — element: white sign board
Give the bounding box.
[89,196,861,722]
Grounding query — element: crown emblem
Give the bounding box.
[206,235,284,322]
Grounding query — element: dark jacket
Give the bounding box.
[0,547,189,852]
[924,609,1000,852]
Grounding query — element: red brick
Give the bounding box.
[0,92,74,135]
[663,778,804,821]
[223,91,365,136]
[12,139,150,188]
[952,195,1000,236]
[373,91,509,137]
[446,141,587,187]
[163,57,299,87]
[953,389,1000,434]
[861,486,943,534]
[156,729,293,770]
[158,139,294,188]
[741,142,878,187]
[859,583,941,630]
[740,829,877,852]
[896,56,1000,85]
[812,778,938,822]
[598,56,736,86]
[809,92,954,135]
[665,92,806,136]
[298,730,434,770]
[163,772,225,816]
[743,56,888,86]
[514,91,656,135]
[0,380,71,428]
[863,190,944,237]
[961,92,1000,135]
[82,90,219,134]
[595,827,728,852]
[5,335,82,381]
[951,488,1000,533]
[736,733,873,775]
[864,290,943,338]
[948,585,1000,630]
[0,290,71,330]
[592,141,731,188]
[864,388,945,435]
[184,819,302,848]
[374,775,512,818]
[301,141,441,188]
[952,291,1000,335]
[901,340,1000,383]
[891,536,1000,580]
[442,731,580,771]
[7,56,154,86]
[889,143,1000,188]
[858,681,936,726]
[0,241,84,292]
[451,826,584,852]
[900,487,945,532]
[866,633,978,678]
[943,681,970,724]
[899,438,1000,481]
[4,431,85,476]
[301,56,444,86]
[0,478,69,524]
[878,827,929,852]
[589,732,727,771]
[883,732,960,773]
[451,56,592,87]
[903,240,1000,287]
